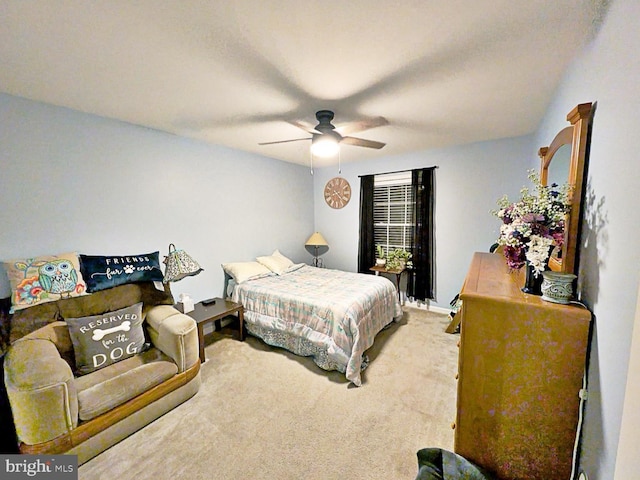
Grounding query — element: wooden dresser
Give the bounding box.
[454,252,591,480]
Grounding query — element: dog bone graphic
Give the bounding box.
[92,321,131,341]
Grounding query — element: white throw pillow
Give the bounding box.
[222,261,272,283]
[256,250,294,275]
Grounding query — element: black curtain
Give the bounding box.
[408,167,435,300]
[357,175,375,274]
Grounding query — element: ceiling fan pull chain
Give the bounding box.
[310,150,314,175]
[338,148,342,174]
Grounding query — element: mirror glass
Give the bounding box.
[546,144,571,188]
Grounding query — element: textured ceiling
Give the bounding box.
[0,1,608,167]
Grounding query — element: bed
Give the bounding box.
[226,260,403,386]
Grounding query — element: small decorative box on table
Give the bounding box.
[176,297,244,363]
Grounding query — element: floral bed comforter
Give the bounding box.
[232,264,403,386]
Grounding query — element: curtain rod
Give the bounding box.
[357,166,438,178]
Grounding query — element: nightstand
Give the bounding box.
[370,265,406,302]
[176,298,244,363]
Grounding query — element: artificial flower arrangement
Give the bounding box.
[492,170,572,277]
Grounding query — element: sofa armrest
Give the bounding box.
[4,338,78,445]
[145,305,199,373]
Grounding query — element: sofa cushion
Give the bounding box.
[20,320,75,369]
[58,282,173,321]
[7,300,60,344]
[79,252,164,293]
[74,347,178,421]
[67,303,146,375]
[10,281,174,343]
[3,252,88,313]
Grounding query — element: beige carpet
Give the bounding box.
[79,307,459,480]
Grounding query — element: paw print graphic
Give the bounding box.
[124,265,135,274]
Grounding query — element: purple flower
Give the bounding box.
[522,213,545,223]
[531,224,550,237]
[503,245,526,270]
[492,170,571,271]
[552,231,565,246]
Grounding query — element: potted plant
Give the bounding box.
[386,248,412,270]
[375,245,386,266]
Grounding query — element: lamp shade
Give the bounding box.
[163,244,203,283]
[305,232,329,247]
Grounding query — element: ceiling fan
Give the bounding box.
[259,110,388,158]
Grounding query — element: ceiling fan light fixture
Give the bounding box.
[310,135,340,157]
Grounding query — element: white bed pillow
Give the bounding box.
[256,250,294,275]
[222,261,272,283]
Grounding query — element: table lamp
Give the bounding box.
[305,232,329,267]
[163,243,203,283]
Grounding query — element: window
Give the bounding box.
[358,167,435,300]
[373,172,415,258]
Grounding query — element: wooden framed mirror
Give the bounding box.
[539,102,592,275]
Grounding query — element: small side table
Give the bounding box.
[176,298,244,363]
[370,265,406,302]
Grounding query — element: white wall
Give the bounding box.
[532,0,640,477]
[313,135,534,308]
[615,278,640,479]
[0,93,314,304]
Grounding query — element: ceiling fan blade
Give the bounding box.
[258,137,311,146]
[341,136,386,149]
[289,120,320,134]
[338,117,389,135]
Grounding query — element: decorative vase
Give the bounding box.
[541,271,577,304]
[375,258,386,267]
[522,261,544,295]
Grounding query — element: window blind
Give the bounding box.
[373,172,414,257]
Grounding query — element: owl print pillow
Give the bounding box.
[3,252,88,313]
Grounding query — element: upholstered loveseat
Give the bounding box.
[3,281,201,464]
